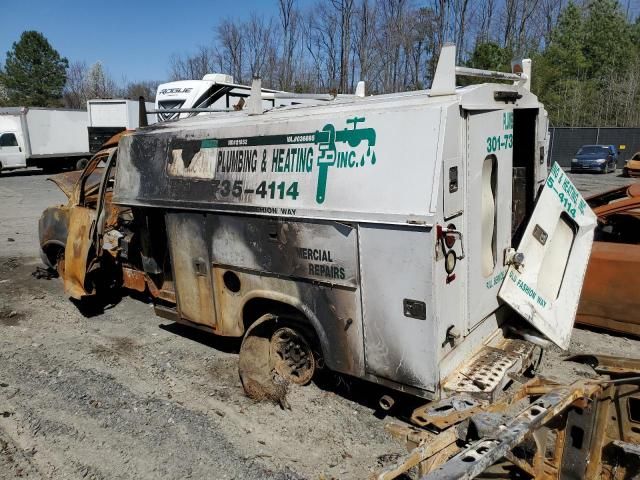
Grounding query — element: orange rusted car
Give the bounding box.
[39,130,175,304]
[576,183,640,336]
[622,152,640,177]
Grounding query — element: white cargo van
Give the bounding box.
[51,45,597,404]
[0,107,90,172]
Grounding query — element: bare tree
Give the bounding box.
[123,80,160,101]
[453,0,471,62]
[216,20,245,83]
[538,0,566,45]
[328,0,355,92]
[353,0,377,86]
[244,14,277,80]
[63,60,88,108]
[278,0,300,90]
[476,0,497,43]
[169,46,215,81]
[84,61,118,99]
[306,3,341,90]
[158,0,640,128]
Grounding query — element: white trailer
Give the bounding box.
[154,73,353,122]
[87,99,156,154]
[0,107,90,172]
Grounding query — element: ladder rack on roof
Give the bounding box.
[430,43,531,96]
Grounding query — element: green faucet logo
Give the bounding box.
[313,117,377,204]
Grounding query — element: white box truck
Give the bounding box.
[87,99,155,153]
[0,107,91,173]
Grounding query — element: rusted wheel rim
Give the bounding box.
[270,327,315,385]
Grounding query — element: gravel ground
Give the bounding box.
[0,167,638,479]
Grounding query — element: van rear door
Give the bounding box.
[498,162,597,348]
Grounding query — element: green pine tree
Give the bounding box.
[583,0,632,78]
[2,31,68,107]
[467,42,512,72]
[542,2,588,80]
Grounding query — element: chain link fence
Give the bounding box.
[549,127,640,168]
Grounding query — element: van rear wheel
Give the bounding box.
[238,314,317,408]
[270,327,315,385]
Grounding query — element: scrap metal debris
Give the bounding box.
[32,266,59,280]
[378,355,640,480]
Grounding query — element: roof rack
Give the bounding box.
[430,43,531,97]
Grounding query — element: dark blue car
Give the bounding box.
[570,144,618,173]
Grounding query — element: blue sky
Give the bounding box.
[0,0,309,83]
[4,1,639,85]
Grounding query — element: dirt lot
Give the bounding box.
[0,168,639,479]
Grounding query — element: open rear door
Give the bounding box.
[499,163,597,349]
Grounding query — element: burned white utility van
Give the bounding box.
[53,45,596,403]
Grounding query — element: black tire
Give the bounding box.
[41,166,59,174]
[75,158,89,170]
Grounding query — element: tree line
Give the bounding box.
[1,0,639,127]
[0,31,160,109]
[169,0,640,127]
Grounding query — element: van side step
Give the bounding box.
[443,339,537,402]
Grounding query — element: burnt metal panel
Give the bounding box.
[209,215,359,288]
[165,212,218,330]
[212,267,365,376]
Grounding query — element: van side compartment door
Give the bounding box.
[499,162,597,348]
[359,224,437,393]
[165,212,217,330]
